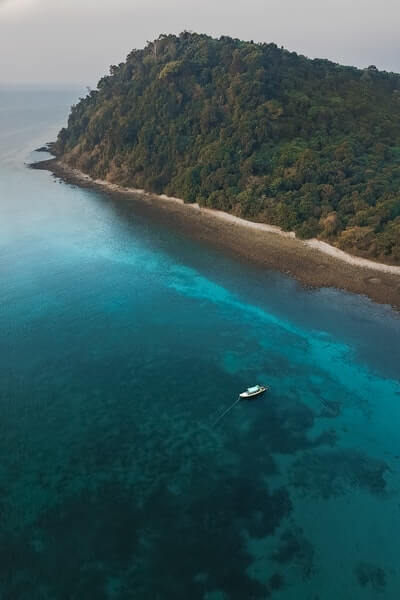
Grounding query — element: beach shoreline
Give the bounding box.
[31,158,400,311]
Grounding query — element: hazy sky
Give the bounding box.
[1,0,399,85]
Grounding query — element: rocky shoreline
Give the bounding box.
[31,158,400,312]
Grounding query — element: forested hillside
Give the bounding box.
[56,32,400,262]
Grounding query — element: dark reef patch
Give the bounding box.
[319,399,342,418]
[268,572,285,591]
[0,473,293,599]
[245,398,336,456]
[289,448,388,498]
[354,562,387,592]
[0,353,302,599]
[271,526,315,579]
[0,482,143,600]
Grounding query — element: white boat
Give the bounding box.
[239,384,268,399]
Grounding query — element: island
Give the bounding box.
[35,32,400,308]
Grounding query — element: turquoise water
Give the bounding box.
[1,87,400,599]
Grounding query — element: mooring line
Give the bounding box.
[213,396,241,426]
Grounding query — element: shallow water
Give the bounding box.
[1,87,400,599]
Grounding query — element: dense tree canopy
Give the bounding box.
[56,32,400,263]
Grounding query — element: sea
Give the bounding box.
[1,86,400,600]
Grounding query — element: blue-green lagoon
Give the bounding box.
[1,87,400,599]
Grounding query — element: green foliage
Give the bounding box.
[159,60,183,79]
[56,32,400,263]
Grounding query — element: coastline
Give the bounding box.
[32,158,400,311]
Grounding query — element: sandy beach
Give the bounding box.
[32,158,400,311]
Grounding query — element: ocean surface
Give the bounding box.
[1,86,400,600]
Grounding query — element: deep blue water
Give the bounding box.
[1,87,400,600]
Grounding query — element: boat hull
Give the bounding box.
[239,386,268,399]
